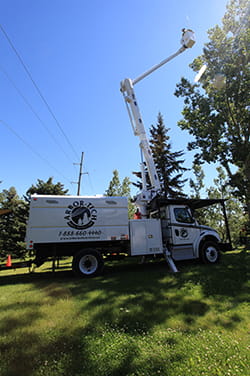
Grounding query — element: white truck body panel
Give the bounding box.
[129,219,163,256]
[26,195,129,247]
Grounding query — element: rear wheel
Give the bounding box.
[200,241,220,264]
[72,249,104,277]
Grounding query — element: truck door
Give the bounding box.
[169,206,199,260]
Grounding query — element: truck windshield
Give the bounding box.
[174,208,194,224]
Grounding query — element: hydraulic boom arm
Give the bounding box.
[120,29,195,214]
[120,77,161,194]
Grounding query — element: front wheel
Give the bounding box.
[72,249,104,277]
[200,241,220,264]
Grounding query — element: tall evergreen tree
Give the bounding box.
[0,178,69,260]
[105,170,134,218]
[105,170,131,197]
[132,163,150,191]
[25,177,68,202]
[105,170,121,196]
[0,187,28,260]
[149,113,188,197]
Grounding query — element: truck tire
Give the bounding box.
[72,249,104,277]
[200,241,220,264]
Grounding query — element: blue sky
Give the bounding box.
[0,0,229,198]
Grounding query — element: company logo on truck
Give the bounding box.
[64,200,97,229]
[180,228,188,238]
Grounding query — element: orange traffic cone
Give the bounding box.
[6,254,12,267]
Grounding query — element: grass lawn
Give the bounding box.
[0,250,249,376]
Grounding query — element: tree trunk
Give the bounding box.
[245,154,250,225]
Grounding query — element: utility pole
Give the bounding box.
[72,152,87,195]
[77,152,84,195]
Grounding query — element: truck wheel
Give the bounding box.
[72,249,104,277]
[200,241,220,264]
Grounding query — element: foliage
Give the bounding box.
[105,169,135,218]
[132,113,188,198]
[206,167,247,246]
[191,165,246,246]
[149,113,188,197]
[132,163,150,191]
[175,0,250,220]
[25,177,68,202]
[189,162,205,199]
[0,187,28,260]
[105,169,131,197]
[0,178,69,260]
[0,251,249,376]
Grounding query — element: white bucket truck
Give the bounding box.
[25,194,231,277]
[25,30,231,276]
[26,194,164,276]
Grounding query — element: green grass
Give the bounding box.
[0,250,249,376]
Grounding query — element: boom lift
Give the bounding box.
[120,29,195,217]
[21,29,231,278]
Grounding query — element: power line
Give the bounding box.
[0,23,79,160]
[0,64,76,166]
[86,171,95,194]
[0,119,73,185]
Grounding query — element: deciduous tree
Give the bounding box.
[175,0,250,221]
[189,162,205,199]
[194,167,247,246]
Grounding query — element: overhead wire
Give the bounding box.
[87,172,95,194]
[0,119,73,185]
[0,64,75,165]
[0,23,79,160]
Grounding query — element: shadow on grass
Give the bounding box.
[0,251,248,304]
[0,251,248,376]
[0,303,140,376]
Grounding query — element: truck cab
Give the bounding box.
[149,197,231,264]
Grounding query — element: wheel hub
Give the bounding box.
[206,246,217,262]
[79,255,98,275]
